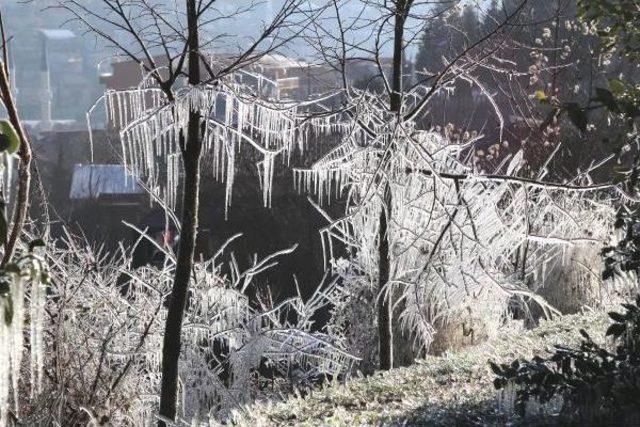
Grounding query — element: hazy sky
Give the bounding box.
[3,0,444,61]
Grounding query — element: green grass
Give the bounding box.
[232,311,610,426]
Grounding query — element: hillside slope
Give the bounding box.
[232,311,609,426]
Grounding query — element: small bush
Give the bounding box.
[490,295,640,423]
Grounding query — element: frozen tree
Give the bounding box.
[293,0,621,370]
[54,0,343,423]
[1,0,628,423]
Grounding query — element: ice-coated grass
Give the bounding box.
[232,310,609,426]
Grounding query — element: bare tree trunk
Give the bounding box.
[389,1,405,114]
[158,0,201,424]
[377,0,407,371]
[0,60,32,266]
[377,187,393,370]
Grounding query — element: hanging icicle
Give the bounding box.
[87,78,342,212]
[0,271,47,427]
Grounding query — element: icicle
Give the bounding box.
[0,270,48,426]
[261,153,276,208]
[225,139,236,219]
[29,279,44,397]
[0,308,8,427]
[8,274,24,418]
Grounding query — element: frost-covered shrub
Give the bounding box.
[491,295,640,424]
[300,123,614,361]
[326,258,379,373]
[530,242,621,317]
[14,230,355,425]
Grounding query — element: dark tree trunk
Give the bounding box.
[377,187,393,370]
[158,1,201,424]
[0,61,32,267]
[389,2,405,114]
[377,0,407,371]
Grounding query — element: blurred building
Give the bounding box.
[99,52,393,101]
[9,28,101,127]
[69,164,145,204]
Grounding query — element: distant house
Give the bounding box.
[99,53,384,101]
[69,164,146,206]
[8,26,100,124]
[65,164,149,246]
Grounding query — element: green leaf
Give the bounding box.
[609,79,626,95]
[622,100,640,118]
[535,90,548,103]
[0,134,10,152]
[0,120,20,154]
[613,173,629,185]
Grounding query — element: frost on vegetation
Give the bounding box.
[0,152,14,204]
[88,71,345,216]
[235,311,610,426]
[81,61,627,415]
[18,229,356,425]
[292,85,619,358]
[0,249,47,427]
